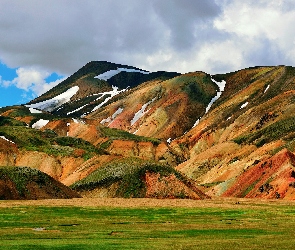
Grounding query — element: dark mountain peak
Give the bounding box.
[25,61,181,117]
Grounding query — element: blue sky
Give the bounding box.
[0,62,65,107]
[0,62,33,107]
[1,0,295,108]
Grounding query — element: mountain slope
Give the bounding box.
[87,71,219,139]
[71,158,209,199]
[2,62,295,200]
[173,65,295,199]
[27,61,180,118]
[0,166,80,200]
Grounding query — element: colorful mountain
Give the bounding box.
[1,62,295,200]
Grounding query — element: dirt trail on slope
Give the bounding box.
[0,197,294,208]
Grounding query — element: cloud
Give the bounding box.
[0,67,65,96]
[151,0,221,50]
[214,0,295,68]
[0,0,294,79]
[12,68,49,90]
[0,0,222,74]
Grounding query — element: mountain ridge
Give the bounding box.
[1,62,295,200]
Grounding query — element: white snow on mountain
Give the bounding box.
[131,97,156,126]
[240,102,249,109]
[0,136,15,144]
[72,118,85,124]
[28,108,42,114]
[67,87,126,116]
[192,78,226,128]
[32,119,49,129]
[264,84,270,93]
[94,68,150,81]
[101,107,124,126]
[91,86,128,112]
[205,79,226,114]
[67,103,89,115]
[26,86,79,112]
[192,118,200,128]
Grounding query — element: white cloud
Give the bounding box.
[36,76,67,96]
[1,67,65,96]
[196,40,244,73]
[12,67,49,90]
[0,75,12,88]
[214,0,295,67]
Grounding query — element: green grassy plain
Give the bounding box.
[0,198,295,249]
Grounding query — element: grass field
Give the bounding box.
[0,198,295,249]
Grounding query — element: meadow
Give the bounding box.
[0,198,295,249]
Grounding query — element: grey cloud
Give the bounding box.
[0,0,222,75]
[0,0,294,77]
[0,0,167,74]
[244,38,293,67]
[152,0,221,50]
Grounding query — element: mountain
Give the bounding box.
[1,62,295,200]
[174,65,295,199]
[27,61,180,119]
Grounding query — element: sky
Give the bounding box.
[1,0,295,107]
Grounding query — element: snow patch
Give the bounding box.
[67,103,89,115]
[131,98,156,126]
[94,68,150,81]
[240,102,249,109]
[192,78,226,128]
[133,129,139,135]
[167,138,171,144]
[32,119,49,129]
[100,117,111,125]
[205,78,226,113]
[72,118,85,124]
[26,86,79,112]
[192,118,200,128]
[0,136,15,144]
[67,86,129,118]
[101,107,124,126]
[66,86,128,116]
[92,86,128,112]
[29,108,42,114]
[264,84,270,93]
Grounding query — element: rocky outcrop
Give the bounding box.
[144,172,209,199]
[221,149,295,200]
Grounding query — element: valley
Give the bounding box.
[1,197,295,250]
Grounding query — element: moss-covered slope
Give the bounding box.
[0,166,80,200]
[71,158,209,199]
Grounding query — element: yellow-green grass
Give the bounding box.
[0,199,295,249]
